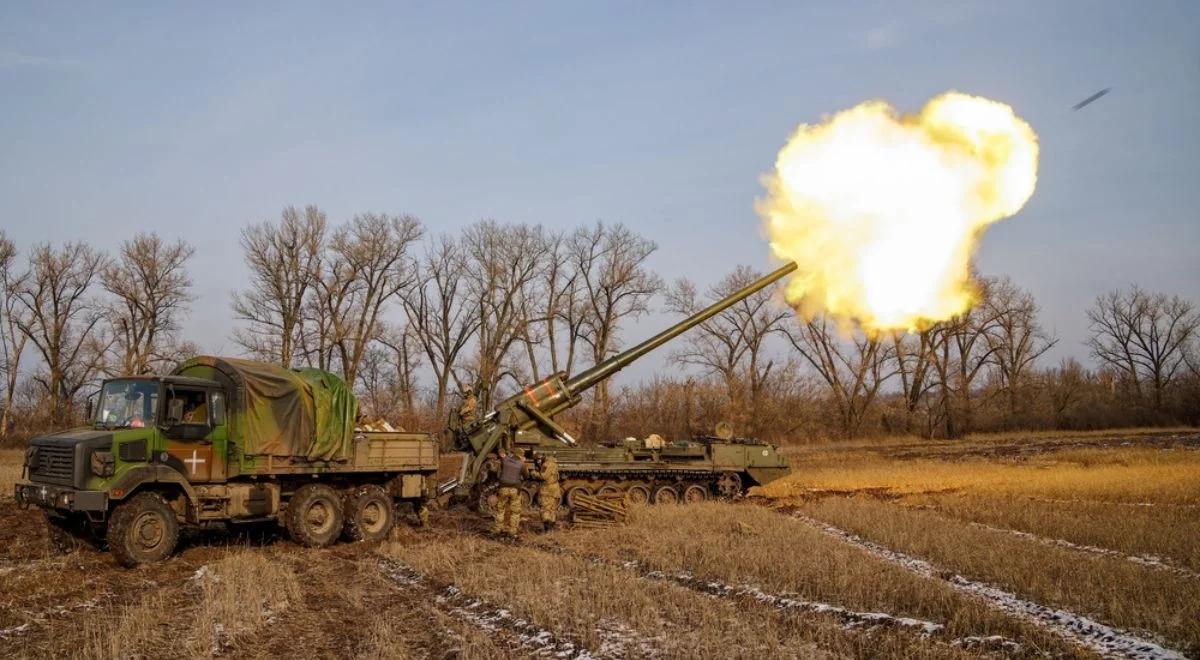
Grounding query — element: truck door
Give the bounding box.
[162,386,224,482]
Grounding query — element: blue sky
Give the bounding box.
[2,1,1197,384]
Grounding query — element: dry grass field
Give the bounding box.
[1,428,1197,658]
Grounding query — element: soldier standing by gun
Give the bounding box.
[532,452,560,531]
[492,448,526,538]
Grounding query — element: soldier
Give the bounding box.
[492,448,526,538]
[534,453,561,531]
[457,386,477,426]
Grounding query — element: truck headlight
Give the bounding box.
[91,450,115,477]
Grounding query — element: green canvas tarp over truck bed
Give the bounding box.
[175,356,357,461]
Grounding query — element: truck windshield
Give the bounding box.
[96,380,159,429]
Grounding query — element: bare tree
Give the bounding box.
[889,327,939,435]
[102,233,195,375]
[1045,357,1086,426]
[375,321,422,417]
[1087,286,1199,411]
[314,213,423,385]
[14,243,110,424]
[666,265,790,434]
[782,314,894,437]
[983,277,1057,422]
[923,278,1007,437]
[403,235,479,423]
[461,221,545,408]
[570,222,662,440]
[541,230,588,377]
[0,233,28,435]
[232,205,326,366]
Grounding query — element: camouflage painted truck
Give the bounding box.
[15,357,438,566]
[448,262,796,511]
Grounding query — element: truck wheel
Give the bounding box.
[653,485,680,505]
[683,484,709,504]
[342,485,395,542]
[107,492,180,567]
[45,515,97,555]
[286,484,344,548]
[624,484,651,505]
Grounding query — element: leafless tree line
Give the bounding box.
[1,209,1197,444]
[0,230,195,431]
[229,207,660,441]
[620,273,1199,440]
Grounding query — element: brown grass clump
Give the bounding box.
[550,503,1080,657]
[765,446,1200,505]
[918,493,1200,571]
[799,496,1200,653]
[82,550,302,659]
[0,450,24,500]
[381,535,915,658]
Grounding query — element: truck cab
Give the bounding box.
[18,375,228,516]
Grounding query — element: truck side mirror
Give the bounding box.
[85,399,94,422]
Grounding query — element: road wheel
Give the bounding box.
[683,484,709,504]
[565,485,593,508]
[716,472,743,500]
[107,492,180,567]
[45,514,97,555]
[286,484,344,548]
[597,484,621,497]
[342,485,395,542]
[653,485,680,505]
[624,484,651,505]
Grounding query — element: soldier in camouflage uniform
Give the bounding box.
[492,449,526,537]
[533,453,560,531]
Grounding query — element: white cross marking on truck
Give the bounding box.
[184,449,206,475]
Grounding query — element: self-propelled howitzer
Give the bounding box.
[449,261,798,502]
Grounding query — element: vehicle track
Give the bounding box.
[785,509,1185,660]
[377,555,596,658]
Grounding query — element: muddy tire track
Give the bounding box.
[377,555,596,659]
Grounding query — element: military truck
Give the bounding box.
[448,262,796,511]
[15,356,438,566]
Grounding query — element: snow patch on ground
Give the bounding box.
[1026,497,1200,510]
[0,596,104,640]
[792,513,1185,660]
[622,558,945,636]
[967,522,1200,579]
[379,557,597,659]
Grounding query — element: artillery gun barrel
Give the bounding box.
[564,261,798,395]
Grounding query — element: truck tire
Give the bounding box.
[107,492,180,567]
[286,484,344,548]
[342,485,394,542]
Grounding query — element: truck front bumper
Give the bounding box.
[14,481,108,512]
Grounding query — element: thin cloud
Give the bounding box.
[865,25,900,51]
[0,51,84,71]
